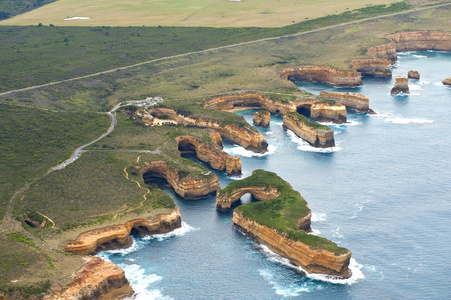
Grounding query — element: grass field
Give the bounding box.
[0,0,401,27]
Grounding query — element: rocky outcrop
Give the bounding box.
[62,209,181,255]
[310,102,347,123]
[387,31,451,52]
[408,70,420,79]
[391,76,410,95]
[367,43,397,63]
[44,257,133,300]
[141,161,220,199]
[216,185,281,211]
[176,135,241,175]
[443,77,451,85]
[319,91,374,113]
[204,92,347,124]
[283,112,335,148]
[253,110,271,128]
[351,59,392,77]
[233,212,352,278]
[277,65,362,87]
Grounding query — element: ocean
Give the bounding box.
[99,51,451,299]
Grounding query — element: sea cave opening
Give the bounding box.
[296,105,311,118]
[177,140,196,155]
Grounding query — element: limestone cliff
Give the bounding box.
[319,91,373,113]
[387,31,451,52]
[176,135,241,175]
[277,65,362,87]
[408,70,420,79]
[62,209,181,255]
[43,257,133,300]
[283,112,335,148]
[310,102,347,124]
[351,59,392,77]
[391,76,410,95]
[216,185,281,211]
[141,161,220,199]
[442,77,451,85]
[233,212,352,278]
[367,43,397,63]
[253,110,271,128]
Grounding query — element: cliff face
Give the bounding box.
[443,77,451,85]
[141,161,220,199]
[367,43,397,63]
[310,102,347,124]
[176,135,241,175]
[391,76,410,95]
[62,209,182,255]
[216,186,281,211]
[44,257,133,300]
[319,91,373,113]
[277,65,362,87]
[283,114,335,148]
[233,212,352,278]
[253,110,271,128]
[387,31,451,52]
[408,70,420,79]
[351,59,392,77]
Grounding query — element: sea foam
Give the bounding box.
[225,144,276,157]
[287,130,341,153]
[385,118,433,124]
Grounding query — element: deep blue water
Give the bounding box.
[100,52,451,299]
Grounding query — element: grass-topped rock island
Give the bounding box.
[217,170,352,278]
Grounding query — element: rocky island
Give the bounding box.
[217,169,352,278]
[391,76,410,95]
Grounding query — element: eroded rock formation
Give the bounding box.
[43,257,133,300]
[233,212,352,278]
[176,135,241,175]
[408,70,420,79]
[253,110,271,128]
[216,185,281,211]
[391,76,410,95]
[277,65,362,87]
[443,77,451,85]
[387,31,451,52]
[283,112,335,148]
[319,91,374,113]
[367,43,397,63]
[351,59,392,77]
[310,102,347,123]
[141,161,220,199]
[62,209,182,255]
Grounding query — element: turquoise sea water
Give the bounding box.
[99,52,451,299]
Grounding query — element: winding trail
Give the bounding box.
[0,3,450,97]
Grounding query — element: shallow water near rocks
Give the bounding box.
[99,52,451,299]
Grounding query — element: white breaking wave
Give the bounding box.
[311,212,327,222]
[225,144,276,157]
[413,54,427,58]
[258,244,364,285]
[122,264,173,300]
[409,84,422,91]
[143,222,198,242]
[349,203,364,220]
[308,228,321,236]
[370,112,391,118]
[385,118,433,124]
[266,132,274,135]
[259,269,319,296]
[287,130,341,153]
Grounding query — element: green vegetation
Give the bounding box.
[7,233,55,268]
[0,0,57,21]
[0,2,416,93]
[285,111,332,131]
[0,103,110,219]
[226,170,348,255]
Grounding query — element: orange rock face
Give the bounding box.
[141,161,220,199]
[43,257,133,300]
[352,59,392,77]
[176,135,241,175]
[277,65,362,87]
[283,113,335,148]
[443,77,451,85]
[387,31,451,52]
[62,209,182,255]
[367,43,397,63]
[233,212,352,278]
[310,102,347,124]
[391,76,410,95]
[319,91,373,113]
[253,110,271,128]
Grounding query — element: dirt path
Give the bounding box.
[0,3,449,98]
